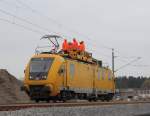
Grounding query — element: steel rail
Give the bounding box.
[0,101,150,111]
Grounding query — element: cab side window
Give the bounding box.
[108,71,112,80]
[102,69,105,80]
[98,69,100,80]
[70,63,75,79]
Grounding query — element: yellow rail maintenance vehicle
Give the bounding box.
[22,35,115,102]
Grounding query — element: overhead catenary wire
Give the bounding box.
[3,0,141,59]
[4,9,73,39]
[0,0,147,77]
[1,0,115,61]
[132,65,150,67]
[1,0,143,69]
[0,0,70,38]
[0,8,70,39]
[14,0,72,40]
[1,0,147,77]
[114,49,140,60]
[15,0,63,27]
[0,18,44,34]
[15,0,113,50]
[0,0,20,8]
[0,8,50,33]
[115,57,142,72]
[22,1,112,52]
[0,5,110,58]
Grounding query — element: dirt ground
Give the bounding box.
[0,69,30,104]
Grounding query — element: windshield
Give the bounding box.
[29,58,54,80]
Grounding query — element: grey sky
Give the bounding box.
[0,0,150,78]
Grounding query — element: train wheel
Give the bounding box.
[61,91,67,102]
[46,100,50,103]
[105,94,113,102]
[93,98,97,102]
[106,99,110,102]
[88,99,92,102]
[53,100,57,103]
[100,97,105,102]
[35,99,39,103]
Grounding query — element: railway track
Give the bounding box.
[0,101,150,111]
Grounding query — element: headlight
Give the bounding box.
[42,76,47,79]
[29,75,47,80]
[29,76,33,79]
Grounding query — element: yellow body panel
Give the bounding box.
[24,53,115,97]
[95,68,115,93]
[66,60,94,89]
[66,59,115,93]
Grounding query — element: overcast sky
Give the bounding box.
[0,0,150,78]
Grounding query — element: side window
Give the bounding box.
[70,63,75,79]
[108,71,112,80]
[98,69,100,80]
[102,69,105,80]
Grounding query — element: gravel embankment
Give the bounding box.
[0,69,29,104]
[0,103,150,116]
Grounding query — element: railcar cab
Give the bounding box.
[23,53,66,102]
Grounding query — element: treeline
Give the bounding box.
[115,76,150,89]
